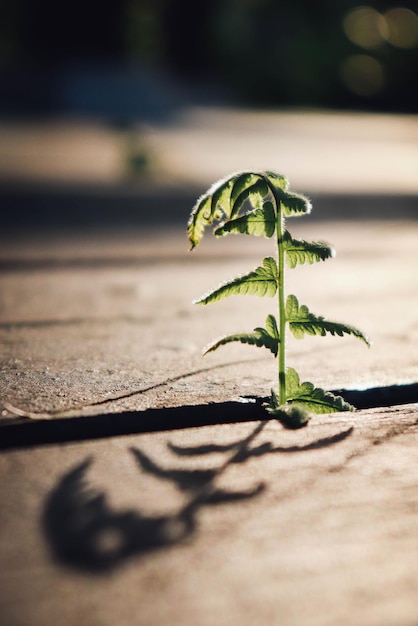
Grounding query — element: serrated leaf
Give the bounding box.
[285,366,314,397]
[209,176,235,218]
[215,201,276,238]
[229,172,268,217]
[188,171,253,249]
[263,171,289,192]
[203,315,280,356]
[265,313,279,339]
[283,231,335,268]
[188,170,295,247]
[292,387,354,413]
[188,194,212,250]
[187,171,294,249]
[231,178,270,217]
[285,367,354,413]
[195,257,278,305]
[230,172,263,215]
[286,295,370,345]
[276,189,312,218]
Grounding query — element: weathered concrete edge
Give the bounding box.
[1,384,417,451]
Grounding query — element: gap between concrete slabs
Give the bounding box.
[1,382,417,450]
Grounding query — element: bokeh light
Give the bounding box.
[343,5,418,51]
[383,7,418,49]
[343,6,387,49]
[340,54,385,97]
[341,6,418,100]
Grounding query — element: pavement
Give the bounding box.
[0,107,418,626]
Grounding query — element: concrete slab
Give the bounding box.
[0,215,417,625]
[1,220,416,418]
[1,408,417,626]
[0,104,417,623]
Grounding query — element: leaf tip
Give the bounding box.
[192,296,206,305]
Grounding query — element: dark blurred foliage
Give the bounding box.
[155,0,418,111]
[0,0,417,113]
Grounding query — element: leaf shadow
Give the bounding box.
[42,457,195,574]
[130,446,217,492]
[168,426,354,460]
[42,421,353,574]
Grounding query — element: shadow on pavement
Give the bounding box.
[42,421,352,574]
[42,457,196,573]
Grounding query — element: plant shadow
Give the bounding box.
[42,457,192,573]
[42,421,353,574]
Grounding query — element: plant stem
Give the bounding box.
[276,197,286,405]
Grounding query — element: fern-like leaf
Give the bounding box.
[188,175,234,250]
[230,178,270,217]
[262,171,289,193]
[215,201,276,238]
[203,314,280,356]
[285,367,354,413]
[229,172,263,213]
[283,231,335,268]
[265,313,279,339]
[276,189,312,218]
[286,295,370,345]
[188,171,257,249]
[195,257,278,305]
[188,171,299,247]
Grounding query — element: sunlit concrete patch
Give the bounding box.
[141,107,418,194]
[0,108,417,194]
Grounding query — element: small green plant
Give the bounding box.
[188,171,370,428]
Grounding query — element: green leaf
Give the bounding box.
[286,295,370,345]
[230,172,264,215]
[188,171,292,247]
[188,194,212,250]
[208,175,235,218]
[283,231,335,268]
[277,189,312,218]
[203,315,280,356]
[231,178,270,217]
[263,171,289,193]
[265,369,353,421]
[215,201,276,238]
[285,366,315,399]
[195,257,278,305]
[285,367,354,413]
[187,172,252,249]
[265,313,279,339]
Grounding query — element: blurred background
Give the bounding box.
[2,0,418,114]
[0,0,417,233]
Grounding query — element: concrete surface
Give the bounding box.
[1,108,418,194]
[1,216,418,626]
[0,109,417,626]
